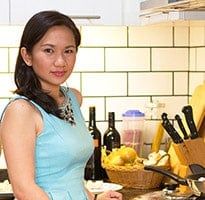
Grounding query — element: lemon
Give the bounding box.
[119,147,137,163]
[109,154,125,166]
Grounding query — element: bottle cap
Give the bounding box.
[122,110,145,117]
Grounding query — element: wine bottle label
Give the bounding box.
[93,139,99,147]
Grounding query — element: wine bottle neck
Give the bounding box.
[89,107,96,128]
[108,112,115,128]
[89,118,96,127]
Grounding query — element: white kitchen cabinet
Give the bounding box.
[0,0,9,24]
[10,0,123,25]
[5,0,142,25]
[122,0,141,25]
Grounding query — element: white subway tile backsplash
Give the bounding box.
[105,48,150,71]
[173,21,190,27]
[0,21,204,138]
[0,73,15,97]
[190,47,205,71]
[81,97,105,121]
[152,96,188,118]
[189,21,205,26]
[82,72,127,96]
[81,26,127,47]
[128,26,173,47]
[106,97,149,120]
[143,120,168,143]
[64,73,81,92]
[9,48,18,72]
[174,72,188,95]
[189,72,205,95]
[190,26,205,46]
[0,48,8,72]
[75,48,104,71]
[174,26,189,46]
[196,48,205,71]
[0,99,10,118]
[0,26,23,47]
[152,48,189,71]
[190,48,197,71]
[128,72,172,95]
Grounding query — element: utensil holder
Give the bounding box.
[168,138,205,194]
[171,137,205,167]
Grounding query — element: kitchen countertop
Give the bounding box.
[120,187,164,200]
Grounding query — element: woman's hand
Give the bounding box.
[96,190,122,200]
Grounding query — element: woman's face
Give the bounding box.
[22,25,77,91]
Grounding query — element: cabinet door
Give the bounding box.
[122,0,141,25]
[0,0,9,24]
[10,0,123,25]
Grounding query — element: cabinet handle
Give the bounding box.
[68,15,101,19]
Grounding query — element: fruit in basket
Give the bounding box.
[118,146,137,163]
[109,154,125,166]
[103,146,139,166]
[106,149,122,165]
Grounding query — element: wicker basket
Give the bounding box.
[104,164,166,189]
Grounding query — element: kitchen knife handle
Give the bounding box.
[161,113,183,144]
[182,105,198,139]
[161,122,179,143]
[167,123,184,143]
[175,114,189,140]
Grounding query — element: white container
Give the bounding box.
[122,110,145,156]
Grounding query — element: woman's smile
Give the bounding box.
[50,70,67,78]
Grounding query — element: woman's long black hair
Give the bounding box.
[14,10,81,118]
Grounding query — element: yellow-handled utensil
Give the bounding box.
[151,122,164,153]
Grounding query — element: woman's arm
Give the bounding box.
[85,187,122,200]
[0,99,49,200]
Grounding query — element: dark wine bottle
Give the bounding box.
[84,106,103,181]
[103,112,121,153]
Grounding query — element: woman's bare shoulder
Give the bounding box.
[2,98,38,122]
[7,98,35,113]
[0,98,40,138]
[70,88,82,106]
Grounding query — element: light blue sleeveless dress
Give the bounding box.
[4,87,94,200]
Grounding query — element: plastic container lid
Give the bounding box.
[122,110,145,117]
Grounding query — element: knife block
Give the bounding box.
[170,137,205,167]
[168,138,205,194]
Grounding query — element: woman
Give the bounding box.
[0,10,122,200]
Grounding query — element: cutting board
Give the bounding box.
[199,116,205,138]
[189,82,205,134]
[176,82,205,139]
